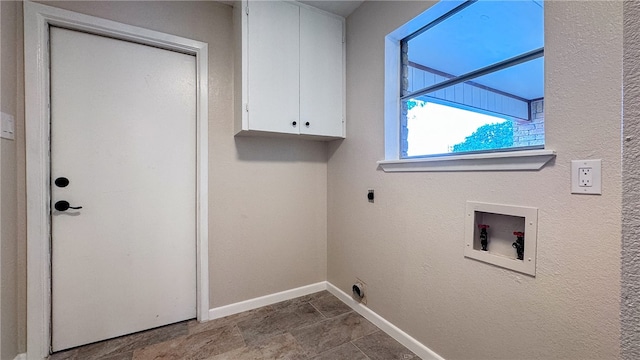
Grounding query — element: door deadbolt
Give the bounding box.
[54,200,83,212]
[55,177,70,188]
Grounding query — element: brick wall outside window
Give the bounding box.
[513,99,544,147]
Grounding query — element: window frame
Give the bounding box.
[381,0,555,172]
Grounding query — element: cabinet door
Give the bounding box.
[299,7,344,137]
[248,1,300,134]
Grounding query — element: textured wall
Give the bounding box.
[1,1,20,359]
[622,1,640,359]
[15,2,26,352]
[328,1,622,359]
[19,0,327,335]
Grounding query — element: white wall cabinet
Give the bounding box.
[234,0,345,140]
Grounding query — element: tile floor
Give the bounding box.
[49,291,418,360]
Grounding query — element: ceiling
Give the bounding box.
[297,1,365,17]
[219,1,365,18]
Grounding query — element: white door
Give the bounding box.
[50,27,197,352]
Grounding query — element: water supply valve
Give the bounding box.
[478,224,490,251]
[513,232,525,260]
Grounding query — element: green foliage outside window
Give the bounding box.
[452,121,514,153]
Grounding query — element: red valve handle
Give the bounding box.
[478,224,490,229]
[513,231,524,236]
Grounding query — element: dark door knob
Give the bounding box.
[292,121,297,127]
[54,200,83,212]
[55,177,70,187]
[305,122,310,127]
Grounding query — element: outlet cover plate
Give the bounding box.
[571,159,601,195]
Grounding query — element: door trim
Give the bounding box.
[24,2,209,358]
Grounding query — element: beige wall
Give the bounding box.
[43,0,328,307]
[41,0,329,306]
[1,0,20,358]
[9,1,328,354]
[622,1,640,359]
[328,1,622,359]
[16,2,26,353]
[6,0,629,358]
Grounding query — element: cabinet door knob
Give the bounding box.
[292,121,297,127]
[305,122,310,127]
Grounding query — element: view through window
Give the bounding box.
[400,0,544,158]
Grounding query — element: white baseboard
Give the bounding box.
[326,282,444,360]
[208,282,327,320]
[207,281,443,360]
[14,354,27,360]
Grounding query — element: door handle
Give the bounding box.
[54,200,83,211]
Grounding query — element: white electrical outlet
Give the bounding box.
[578,167,593,187]
[571,159,601,194]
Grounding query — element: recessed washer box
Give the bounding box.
[464,201,538,276]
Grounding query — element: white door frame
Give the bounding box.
[0,4,3,358]
[24,2,209,359]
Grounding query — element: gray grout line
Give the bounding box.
[233,324,248,348]
[308,300,327,319]
[351,328,381,342]
[351,340,373,360]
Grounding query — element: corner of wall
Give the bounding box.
[622,1,640,359]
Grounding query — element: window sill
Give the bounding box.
[377,149,556,172]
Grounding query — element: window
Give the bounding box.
[384,0,548,166]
